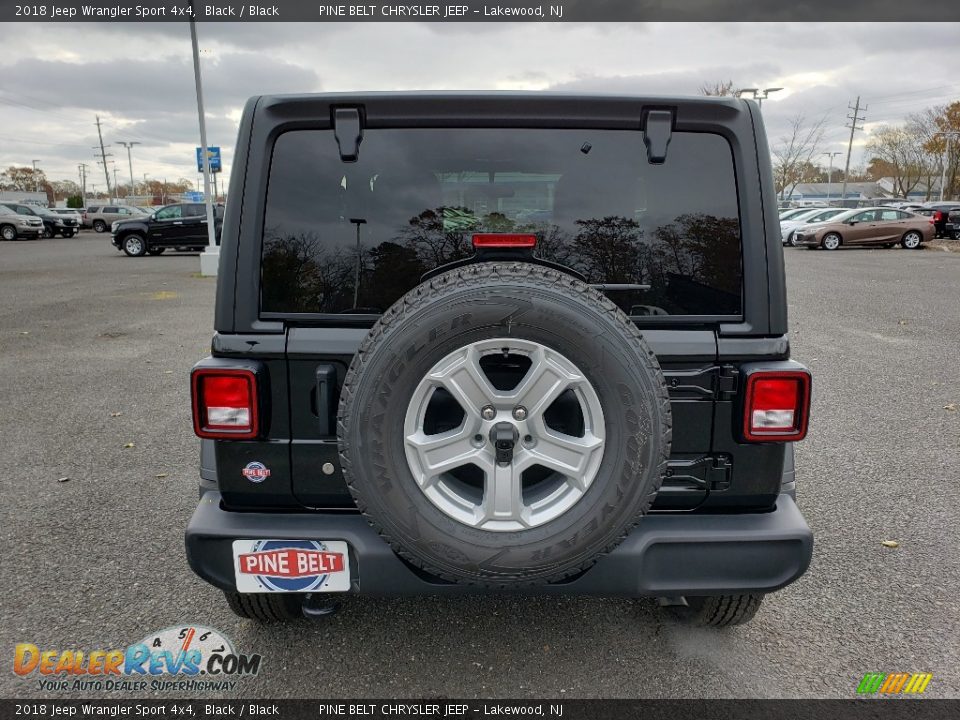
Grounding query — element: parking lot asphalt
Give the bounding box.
[1,234,959,699]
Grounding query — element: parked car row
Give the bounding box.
[0,202,80,238]
[785,207,935,251]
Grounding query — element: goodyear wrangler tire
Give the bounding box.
[337,263,671,586]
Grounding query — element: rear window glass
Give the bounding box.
[261,128,742,317]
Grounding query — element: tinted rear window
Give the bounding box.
[261,128,742,318]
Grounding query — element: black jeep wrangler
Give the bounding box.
[186,93,812,627]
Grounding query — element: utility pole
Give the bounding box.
[934,131,960,202]
[189,0,220,276]
[823,151,842,203]
[31,160,41,193]
[94,115,113,202]
[78,163,88,207]
[840,97,867,208]
[112,166,120,200]
[116,141,140,199]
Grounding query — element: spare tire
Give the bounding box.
[338,262,671,586]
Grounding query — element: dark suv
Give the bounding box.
[110,203,223,256]
[186,93,813,627]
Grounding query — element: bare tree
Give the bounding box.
[866,124,929,199]
[699,80,737,97]
[907,107,944,200]
[0,165,47,192]
[771,114,827,200]
[922,101,960,200]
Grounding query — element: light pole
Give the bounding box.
[117,141,140,199]
[934,131,960,202]
[823,152,842,203]
[736,87,784,108]
[32,160,41,192]
[189,0,220,277]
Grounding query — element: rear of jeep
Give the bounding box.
[185,93,812,627]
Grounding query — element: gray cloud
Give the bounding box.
[0,21,956,187]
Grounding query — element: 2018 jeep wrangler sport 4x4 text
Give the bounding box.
[186,93,813,627]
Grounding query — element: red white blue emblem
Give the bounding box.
[241,461,271,483]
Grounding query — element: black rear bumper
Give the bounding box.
[185,492,812,597]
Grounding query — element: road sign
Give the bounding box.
[196,146,222,173]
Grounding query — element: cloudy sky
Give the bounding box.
[0,21,957,191]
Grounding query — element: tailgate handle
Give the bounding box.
[333,107,363,162]
[643,109,674,164]
[315,364,338,435]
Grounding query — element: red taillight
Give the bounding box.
[192,369,258,439]
[933,211,943,222]
[743,371,810,442]
[472,233,537,249]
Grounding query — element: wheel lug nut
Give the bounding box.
[512,406,528,421]
[481,405,496,421]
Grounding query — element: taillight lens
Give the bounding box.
[192,369,258,439]
[472,233,537,249]
[933,211,943,222]
[743,371,810,442]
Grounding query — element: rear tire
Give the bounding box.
[901,230,922,249]
[147,247,165,255]
[61,230,75,238]
[339,262,671,587]
[670,594,764,627]
[223,591,303,622]
[93,220,107,233]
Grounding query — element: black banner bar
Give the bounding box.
[4,0,960,22]
[2,700,958,720]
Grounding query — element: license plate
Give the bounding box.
[232,540,350,593]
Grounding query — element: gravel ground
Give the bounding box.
[1,235,958,699]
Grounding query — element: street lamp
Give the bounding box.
[117,141,141,198]
[823,152,842,202]
[32,160,41,192]
[934,131,960,202]
[736,87,784,108]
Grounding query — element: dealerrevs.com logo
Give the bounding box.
[13,626,262,693]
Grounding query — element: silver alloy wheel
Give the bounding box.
[822,233,841,250]
[403,338,605,532]
[787,232,798,247]
[124,236,143,255]
[1,226,15,241]
[902,231,921,249]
